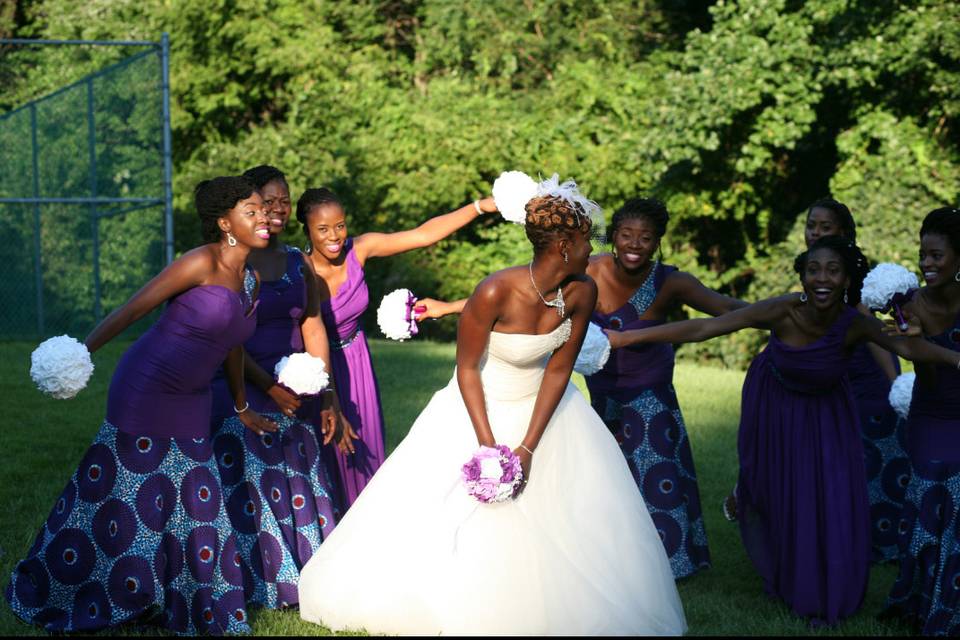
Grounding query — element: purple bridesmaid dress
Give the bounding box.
[737,304,870,624]
[586,261,710,579]
[6,274,260,635]
[209,247,341,610]
[319,238,386,507]
[884,310,960,635]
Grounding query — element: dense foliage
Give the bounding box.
[3,0,958,365]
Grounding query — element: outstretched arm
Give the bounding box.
[456,278,501,448]
[857,303,899,381]
[852,314,960,369]
[414,297,467,320]
[355,197,497,263]
[84,249,211,353]
[670,271,748,317]
[607,294,797,349]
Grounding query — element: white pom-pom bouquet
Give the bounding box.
[274,352,330,396]
[861,263,919,331]
[30,335,95,399]
[377,288,421,341]
[492,171,538,224]
[888,372,916,421]
[574,322,611,376]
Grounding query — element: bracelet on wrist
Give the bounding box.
[233,401,249,414]
[519,444,535,455]
[473,199,483,215]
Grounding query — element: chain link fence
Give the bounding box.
[0,38,173,340]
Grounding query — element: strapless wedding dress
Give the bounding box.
[298,320,687,635]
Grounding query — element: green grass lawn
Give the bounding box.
[0,340,912,636]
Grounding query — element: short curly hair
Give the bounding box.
[194,176,257,244]
[524,195,592,253]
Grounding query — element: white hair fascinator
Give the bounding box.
[492,170,605,243]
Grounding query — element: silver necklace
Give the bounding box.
[528,262,565,317]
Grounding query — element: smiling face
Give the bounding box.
[304,203,349,260]
[919,233,960,288]
[612,217,660,272]
[260,179,292,235]
[801,247,850,310]
[220,192,270,249]
[804,206,845,248]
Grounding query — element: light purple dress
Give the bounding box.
[319,238,386,506]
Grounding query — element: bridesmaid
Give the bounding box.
[585,197,746,578]
[208,165,345,611]
[5,176,277,634]
[806,198,908,562]
[726,198,909,561]
[297,188,497,506]
[883,207,960,635]
[606,235,960,624]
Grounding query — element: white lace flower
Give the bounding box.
[574,322,611,376]
[888,372,915,421]
[30,335,95,399]
[377,288,418,341]
[492,171,538,224]
[861,263,919,311]
[274,352,330,396]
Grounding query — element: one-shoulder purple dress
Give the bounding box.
[209,247,341,611]
[586,261,710,579]
[848,344,909,562]
[6,277,259,635]
[318,238,386,507]
[737,304,870,624]
[884,310,960,635]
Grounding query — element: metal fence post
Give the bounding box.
[87,78,101,322]
[30,104,44,336]
[161,32,174,265]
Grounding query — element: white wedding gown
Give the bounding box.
[299,320,687,635]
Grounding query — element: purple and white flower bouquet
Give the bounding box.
[377,288,420,341]
[861,263,919,331]
[461,445,524,503]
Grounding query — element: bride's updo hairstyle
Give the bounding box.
[195,175,257,244]
[524,195,592,253]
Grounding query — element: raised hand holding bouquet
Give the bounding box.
[861,263,920,331]
[377,288,421,341]
[30,335,95,399]
[274,352,330,396]
[461,444,524,503]
[574,322,611,376]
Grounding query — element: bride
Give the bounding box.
[298,180,687,635]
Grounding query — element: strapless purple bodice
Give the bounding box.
[587,262,678,399]
[107,281,257,439]
[907,311,960,462]
[211,248,308,418]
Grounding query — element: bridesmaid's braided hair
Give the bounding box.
[808,198,857,243]
[793,235,869,306]
[243,164,287,191]
[608,197,670,241]
[920,207,960,254]
[194,176,257,244]
[524,195,592,252]
[296,188,342,239]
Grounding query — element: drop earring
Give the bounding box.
[955,270,960,282]
[800,292,808,303]
[562,252,569,264]
[843,289,848,304]
[227,232,237,247]
[304,239,312,255]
